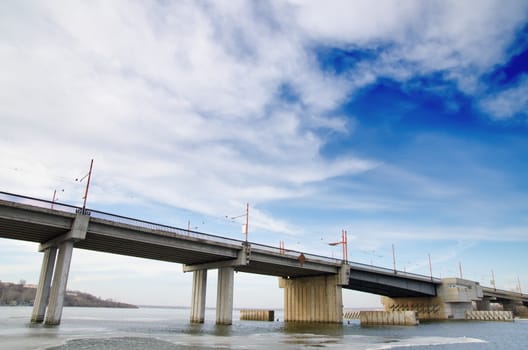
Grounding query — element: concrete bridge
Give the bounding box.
[0,191,526,325]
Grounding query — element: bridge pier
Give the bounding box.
[216,267,234,325]
[188,267,235,325]
[190,270,207,323]
[475,297,492,311]
[280,274,344,323]
[45,240,74,325]
[30,214,89,325]
[184,246,250,325]
[31,247,57,323]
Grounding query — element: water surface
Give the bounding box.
[1,307,526,349]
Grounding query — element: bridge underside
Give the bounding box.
[346,269,438,298]
[0,205,73,243]
[0,202,340,279]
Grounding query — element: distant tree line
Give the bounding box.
[0,280,34,306]
[0,280,137,308]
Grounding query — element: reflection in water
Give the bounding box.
[283,321,345,337]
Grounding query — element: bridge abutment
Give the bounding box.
[382,278,483,321]
[381,296,474,320]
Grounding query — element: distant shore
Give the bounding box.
[0,281,138,308]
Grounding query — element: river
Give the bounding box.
[0,306,526,349]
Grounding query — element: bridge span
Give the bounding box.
[0,191,526,325]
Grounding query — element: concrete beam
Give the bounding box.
[87,221,239,259]
[250,252,339,275]
[0,200,74,229]
[347,269,437,297]
[39,214,89,251]
[183,245,249,272]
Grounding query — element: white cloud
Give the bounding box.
[0,0,526,237]
[0,0,380,235]
[479,75,528,119]
[292,0,528,94]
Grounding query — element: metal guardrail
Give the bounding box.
[0,190,440,281]
[0,191,81,214]
[88,209,240,246]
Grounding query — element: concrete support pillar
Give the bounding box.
[44,240,74,325]
[280,275,343,323]
[190,270,207,323]
[475,298,491,311]
[31,247,57,323]
[216,267,234,325]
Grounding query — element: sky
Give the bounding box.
[1,0,528,309]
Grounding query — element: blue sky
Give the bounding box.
[1,0,527,308]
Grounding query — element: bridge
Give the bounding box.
[0,191,526,325]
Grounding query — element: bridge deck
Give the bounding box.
[2,192,504,300]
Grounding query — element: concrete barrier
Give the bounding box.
[360,311,418,326]
[240,309,275,321]
[343,311,361,319]
[465,310,513,322]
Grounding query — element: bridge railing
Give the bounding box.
[88,209,240,247]
[248,241,343,266]
[0,191,80,214]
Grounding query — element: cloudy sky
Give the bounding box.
[1,0,527,308]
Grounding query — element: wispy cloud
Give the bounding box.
[0,0,381,234]
[479,75,528,119]
[0,0,526,237]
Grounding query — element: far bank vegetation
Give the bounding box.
[0,280,137,308]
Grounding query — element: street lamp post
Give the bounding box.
[392,243,396,273]
[244,203,249,243]
[428,254,433,281]
[50,189,64,209]
[226,203,249,243]
[328,229,348,263]
[75,159,94,214]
